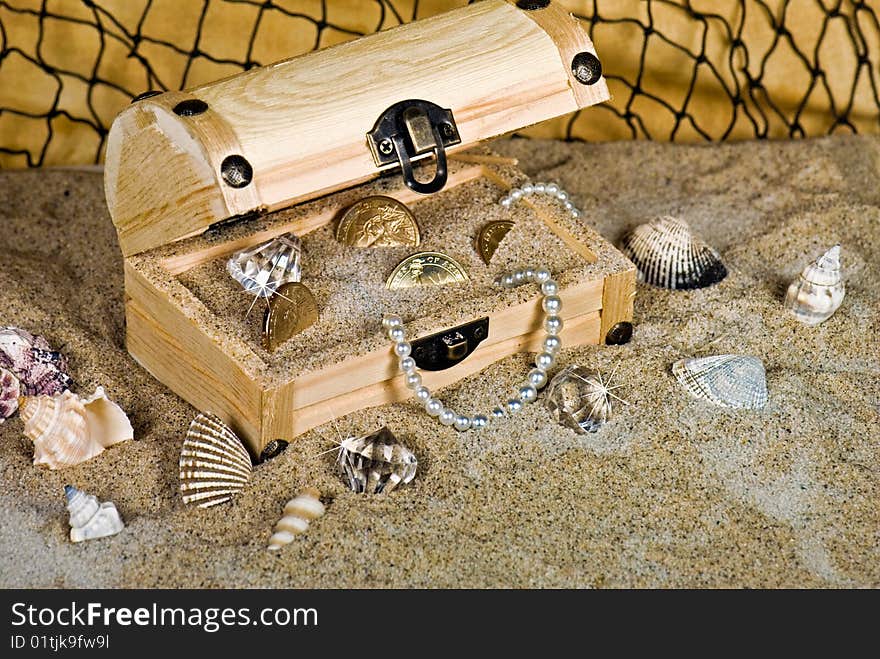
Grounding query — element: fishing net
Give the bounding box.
[0,0,877,167]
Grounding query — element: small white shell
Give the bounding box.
[783,245,845,325]
[19,387,133,469]
[64,485,124,543]
[672,354,768,409]
[620,216,727,289]
[179,413,253,508]
[267,488,325,550]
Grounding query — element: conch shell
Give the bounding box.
[64,485,124,543]
[267,488,325,551]
[19,387,133,469]
[783,245,845,325]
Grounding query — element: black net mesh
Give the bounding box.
[0,0,878,167]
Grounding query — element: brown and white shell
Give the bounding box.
[179,413,253,508]
[672,354,768,409]
[19,387,133,469]
[0,326,72,396]
[267,488,325,550]
[337,426,417,494]
[0,368,20,422]
[783,245,845,325]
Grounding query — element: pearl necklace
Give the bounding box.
[500,181,582,219]
[383,267,562,431]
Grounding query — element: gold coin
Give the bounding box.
[476,220,514,264]
[262,283,318,352]
[336,196,421,248]
[386,251,470,290]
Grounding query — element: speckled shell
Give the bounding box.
[672,354,768,409]
[267,488,325,550]
[179,413,253,508]
[0,326,72,396]
[337,426,417,494]
[19,387,132,469]
[620,216,727,289]
[783,245,845,326]
[64,485,124,543]
[0,368,20,421]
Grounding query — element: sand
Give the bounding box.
[1,136,878,588]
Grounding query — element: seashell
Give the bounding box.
[0,326,72,396]
[179,413,253,508]
[620,216,727,289]
[267,488,325,551]
[19,387,133,469]
[543,364,628,434]
[672,354,768,409]
[227,233,302,298]
[0,368,20,422]
[64,485,124,543]
[337,426,417,494]
[783,245,845,325]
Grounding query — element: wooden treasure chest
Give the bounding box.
[103,0,636,458]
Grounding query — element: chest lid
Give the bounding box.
[104,0,610,257]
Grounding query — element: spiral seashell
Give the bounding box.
[179,413,253,508]
[267,488,325,551]
[620,216,727,289]
[227,233,302,298]
[672,354,768,409]
[19,387,133,469]
[783,245,845,326]
[0,326,72,396]
[64,485,124,543]
[337,426,417,494]
[0,368,20,422]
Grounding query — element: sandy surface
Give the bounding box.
[1,136,878,588]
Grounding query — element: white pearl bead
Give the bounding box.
[425,398,443,416]
[501,274,515,288]
[507,399,523,413]
[541,279,559,296]
[545,316,563,334]
[388,326,405,342]
[545,183,559,195]
[399,356,416,372]
[528,368,548,388]
[542,295,562,314]
[383,315,402,329]
[439,409,456,426]
[405,372,422,389]
[563,200,574,211]
[453,415,471,431]
[500,197,512,208]
[543,335,561,354]
[556,191,568,201]
[492,407,505,418]
[394,341,411,357]
[535,352,554,370]
[513,270,527,285]
[523,267,535,281]
[522,184,534,194]
[472,415,488,429]
[571,209,580,218]
[415,386,431,402]
[518,384,538,403]
[511,189,523,201]
[534,183,546,193]
[534,267,551,283]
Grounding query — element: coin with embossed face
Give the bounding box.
[336,196,421,248]
[476,220,515,264]
[262,282,318,352]
[386,251,470,290]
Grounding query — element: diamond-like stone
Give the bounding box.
[227,233,302,297]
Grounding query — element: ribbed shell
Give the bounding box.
[620,216,727,289]
[783,245,845,325]
[64,485,124,543]
[267,488,325,550]
[672,355,768,409]
[179,413,253,508]
[0,368,20,421]
[20,391,96,468]
[337,426,417,494]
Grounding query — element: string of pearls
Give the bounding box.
[383,267,563,432]
[500,181,581,219]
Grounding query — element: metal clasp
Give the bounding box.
[410,317,489,371]
[367,99,461,195]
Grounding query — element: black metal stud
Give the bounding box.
[131,90,161,103]
[173,99,209,116]
[221,155,253,188]
[259,439,289,463]
[605,321,633,345]
[571,51,603,85]
[517,0,551,9]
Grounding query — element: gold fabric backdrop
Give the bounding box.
[0,0,877,167]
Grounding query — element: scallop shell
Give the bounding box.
[0,326,72,396]
[0,368,20,421]
[672,355,768,409]
[337,426,417,494]
[179,413,253,508]
[64,485,124,543]
[19,387,133,469]
[267,488,325,550]
[783,245,845,325]
[620,216,727,289]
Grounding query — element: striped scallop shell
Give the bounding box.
[179,413,253,508]
[0,368,20,421]
[620,216,727,289]
[672,354,768,409]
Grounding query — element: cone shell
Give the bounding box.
[19,387,132,469]
[179,413,253,508]
[267,488,325,550]
[337,426,417,494]
[620,216,727,289]
[672,354,768,409]
[783,245,845,326]
[0,368,20,421]
[64,485,124,543]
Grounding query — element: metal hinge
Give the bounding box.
[410,317,489,371]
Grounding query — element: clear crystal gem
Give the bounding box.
[543,364,623,434]
[227,233,302,297]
